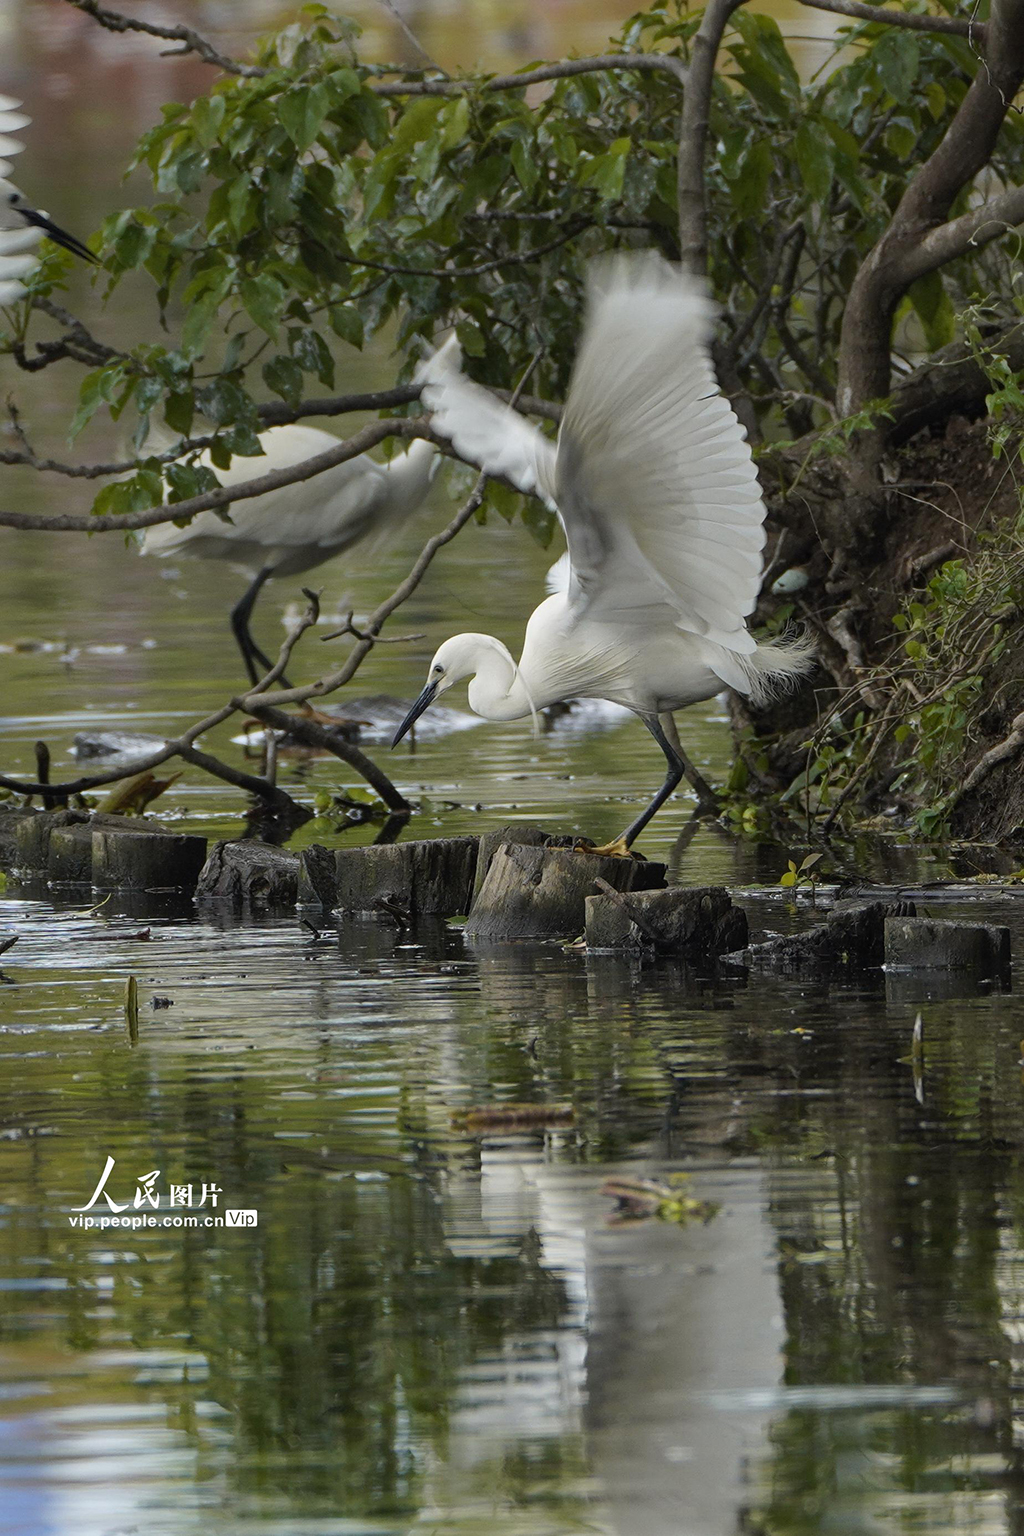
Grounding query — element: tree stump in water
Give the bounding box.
[585,885,747,959]
[334,836,478,918]
[470,823,564,906]
[48,823,100,884]
[15,808,91,872]
[194,841,300,911]
[92,828,208,892]
[0,805,38,868]
[465,843,666,941]
[885,917,1011,971]
[297,844,338,910]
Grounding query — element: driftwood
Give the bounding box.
[194,840,300,910]
[724,899,917,972]
[464,843,666,941]
[334,836,479,917]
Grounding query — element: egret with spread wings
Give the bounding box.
[392,253,813,855]
[0,95,95,302]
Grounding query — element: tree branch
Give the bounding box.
[62,0,265,77]
[0,418,415,532]
[795,0,983,39]
[242,475,488,711]
[677,0,746,274]
[897,181,1024,285]
[836,0,1024,428]
[372,52,688,98]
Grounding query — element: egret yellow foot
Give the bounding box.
[575,835,636,859]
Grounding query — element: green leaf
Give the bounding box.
[794,121,834,203]
[455,320,486,358]
[164,462,219,502]
[732,139,772,220]
[579,136,630,200]
[329,304,364,348]
[191,93,226,150]
[240,274,286,340]
[392,96,445,153]
[874,32,920,105]
[908,269,956,350]
[280,82,331,152]
[263,354,304,406]
[441,95,470,151]
[165,391,195,436]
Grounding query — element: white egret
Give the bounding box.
[0,95,95,301]
[392,252,814,855]
[142,425,439,684]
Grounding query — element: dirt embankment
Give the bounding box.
[740,415,1024,844]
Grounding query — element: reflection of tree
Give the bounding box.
[676,977,1024,1533]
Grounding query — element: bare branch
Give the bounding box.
[677,0,746,274]
[62,0,265,77]
[342,221,590,279]
[372,52,688,98]
[0,418,415,532]
[10,298,124,373]
[796,0,983,39]
[245,474,488,711]
[241,704,410,812]
[374,0,447,74]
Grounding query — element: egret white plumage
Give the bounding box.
[0,94,95,302]
[143,424,439,684]
[393,252,814,854]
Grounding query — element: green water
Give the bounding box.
[7,6,1024,1535]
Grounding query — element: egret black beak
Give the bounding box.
[21,206,97,265]
[391,679,440,747]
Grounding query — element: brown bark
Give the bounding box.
[836,0,1024,481]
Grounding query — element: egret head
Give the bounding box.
[391,635,486,746]
[0,181,96,264]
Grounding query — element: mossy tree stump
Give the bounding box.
[195,841,300,911]
[334,836,478,918]
[465,843,666,941]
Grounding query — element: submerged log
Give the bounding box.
[92,828,208,892]
[334,836,478,918]
[465,843,666,941]
[585,884,747,959]
[297,843,338,909]
[885,917,1011,971]
[194,840,300,910]
[724,899,917,972]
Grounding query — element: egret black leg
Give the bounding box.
[612,714,718,851]
[230,566,288,687]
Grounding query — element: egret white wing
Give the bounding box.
[417,337,558,507]
[556,253,767,653]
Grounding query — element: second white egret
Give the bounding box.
[392,252,814,854]
[143,425,439,684]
